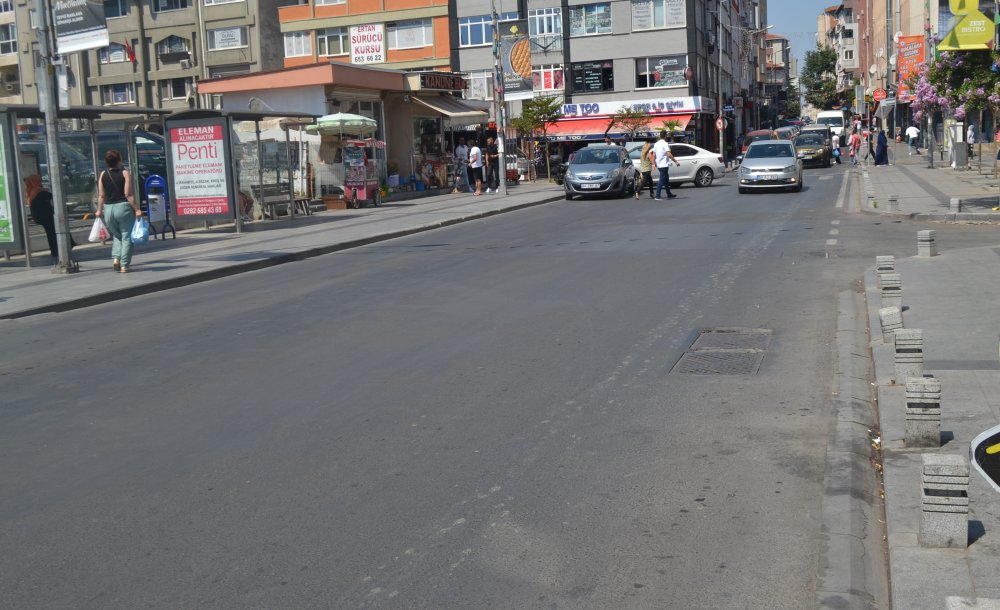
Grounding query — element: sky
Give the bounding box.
[765,0,834,71]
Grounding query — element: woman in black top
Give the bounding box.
[24,174,57,257]
[95,149,142,272]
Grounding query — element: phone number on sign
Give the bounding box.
[181,205,227,215]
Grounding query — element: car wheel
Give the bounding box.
[565,192,573,200]
[738,187,747,194]
[794,180,804,192]
[694,167,714,187]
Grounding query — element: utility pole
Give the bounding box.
[33,0,77,273]
[925,0,934,168]
[718,1,725,159]
[491,0,508,196]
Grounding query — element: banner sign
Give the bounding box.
[0,124,14,247]
[350,24,385,64]
[560,96,709,118]
[166,118,233,220]
[53,0,110,54]
[498,20,532,101]
[938,1,994,51]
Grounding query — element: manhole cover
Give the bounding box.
[673,328,772,375]
[673,350,766,375]
[689,328,772,351]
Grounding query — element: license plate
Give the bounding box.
[581,183,601,189]
[756,175,776,181]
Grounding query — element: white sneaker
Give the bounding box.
[485,188,493,193]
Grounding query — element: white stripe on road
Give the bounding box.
[831,219,841,225]
[818,175,833,180]
[826,239,838,246]
[834,170,850,209]
[829,229,839,235]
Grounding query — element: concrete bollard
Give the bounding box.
[887,194,900,212]
[880,273,902,309]
[917,230,937,257]
[905,376,941,447]
[879,306,903,342]
[950,197,962,214]
[919,454,969,549]
[894,329,924,380]
[876,255,895,288]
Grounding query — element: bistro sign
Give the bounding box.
[419,73,467,92]
[560,97,708,118]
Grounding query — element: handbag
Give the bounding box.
[833,148,841,158]
[130,216,150,245]
[88,216,110,242]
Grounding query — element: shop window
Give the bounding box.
[284,32,312,58]
[528,7,562,53]
[101,83,135,105]
[465,72,494,101]
[414,117,441,155]
[103,0,127,18]
[569,3,611,37]
[631,0,686,31]
[532,64,564,92]
[208,26,248,50]
[153,0,189,12]
[99,43,128,64]
[159,78,189,101]
[317,27,348,56]
[387,19,432,50]
[635,55,687,89]
[571,61,613,92]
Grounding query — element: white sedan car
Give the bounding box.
[627,142,726,187]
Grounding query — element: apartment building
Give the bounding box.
[818,3,859,91]
[452,0,769,154]
[14,0,285,109]
[762,32,790,124]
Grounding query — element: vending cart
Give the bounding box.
[343,138,386,209]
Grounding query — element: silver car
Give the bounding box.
[737,140,803,193]
[564,145,636,200]
[627,142,725,187]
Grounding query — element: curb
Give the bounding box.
[816,289,888,609]
[2,194,564,319]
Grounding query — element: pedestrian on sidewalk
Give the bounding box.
[651,131,680,200]
[636,138,655,199]
[967,123,977,159]
[484,137,500,193]
[23,174,58,258]
[831,132,842,164]
[905,124,921,155]
[849,129,861,164]
[452,137,469,194]
[96,149,143,272]
[469,140,484,196]
[874,129,889,166]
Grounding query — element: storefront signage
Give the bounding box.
[571,61,613,93]
[897,35,924,104]
[0,127,13,246]
[350,24,385,65]
[498,20,532,101]
[53,0,110,54]
[167,119,233,219]
[560,97,706,118]
[419,73,466,92]
[631,0,686,29]
[938,2,994,51]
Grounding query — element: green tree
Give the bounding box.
[801,45,841,110]
[786,98,801,119]
[607,106,651,141]
[516,96,563,180]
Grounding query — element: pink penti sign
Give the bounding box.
[167,118,234,220]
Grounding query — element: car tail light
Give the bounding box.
[717,156,724,164]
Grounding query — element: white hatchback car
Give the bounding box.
[627,142,726,187]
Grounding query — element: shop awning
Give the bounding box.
[411,95,489,120]
[544,115,693,142]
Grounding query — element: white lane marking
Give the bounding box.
[826,239,838,246]
[818,175,833,180]
[834,170,850,209]
[831,219,841,225]
[829,229,839,235]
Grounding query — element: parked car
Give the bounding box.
[563,144,636,200]
[737,140,803,193]
[794,133,831,167]
[775,126,798,140]
[627,142,725,187]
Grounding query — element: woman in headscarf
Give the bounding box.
[874,128,889,166]
[24,174,57,257]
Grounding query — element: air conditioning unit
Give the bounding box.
[180,59,191,69]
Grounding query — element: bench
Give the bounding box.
[250,184,312,219]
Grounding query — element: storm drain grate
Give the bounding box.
[673,328,772,375]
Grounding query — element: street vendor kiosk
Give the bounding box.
[343,138,386,209]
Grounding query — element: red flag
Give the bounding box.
[124,40,136,63]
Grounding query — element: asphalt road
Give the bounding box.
[4,165,1000,609]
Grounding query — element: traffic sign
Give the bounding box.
[971,424,1000,493]
[715,117,725,131]
[873,88,887,101]
[723,105,734,113]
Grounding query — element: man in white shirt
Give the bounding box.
[905,124,920,155]
[453,138,469,193]
[650,131,680,200]
[469,140,484,196]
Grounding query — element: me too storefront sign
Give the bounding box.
[167,118,234,220]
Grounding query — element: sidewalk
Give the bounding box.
[0,182,564,319]
[862,144,1000,609]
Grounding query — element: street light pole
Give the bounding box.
[717,1,725,160]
